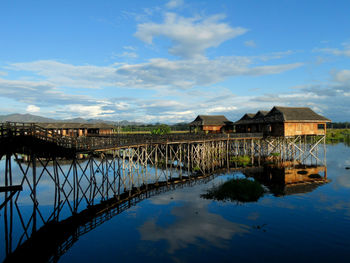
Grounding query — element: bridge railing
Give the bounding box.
[1,122,263,152]
[0,122,78,149]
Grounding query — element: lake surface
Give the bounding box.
[1,143,350,262]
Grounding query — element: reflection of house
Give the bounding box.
[243,165,328,196]
[189,115,233,133]
[235,106,331,137]
[38,123,115,137]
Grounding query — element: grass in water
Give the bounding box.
[230,155,251,167]
[202,178,265,203]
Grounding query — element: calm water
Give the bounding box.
[1,143,350,262]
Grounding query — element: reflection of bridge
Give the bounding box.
[2,168,215,263]
[1,161,329,262]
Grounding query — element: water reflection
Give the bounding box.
[139,187,250,253]
[0,150,341,262]
[243,165,328,196]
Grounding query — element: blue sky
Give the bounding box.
[0,0,350,122]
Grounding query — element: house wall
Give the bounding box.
[269,123,285,137]
[99,129,113,135]
[203,125,223,133]
[236,122,327,137]
[284,122,327,136]
[236,124,254,133]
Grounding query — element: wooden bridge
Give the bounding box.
[0,122,263,154]
[0,122,328,262]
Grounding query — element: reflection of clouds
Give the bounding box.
[260,197,297,210]
[345,158,350,166]
[139,185,249,253]
[247,212,260,221]
[335,172,350,188]
[317,200,350,219]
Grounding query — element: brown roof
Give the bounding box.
[190,115,233,126]
[254,111,268,117]
[235,113,256,124]
[235,106,330,124]
[251,111,269,123]
[264,106,331,123]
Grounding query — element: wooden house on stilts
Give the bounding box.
[189,115,233,133]
[235,106,331,137]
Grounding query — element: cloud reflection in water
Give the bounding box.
[139,184,249,253]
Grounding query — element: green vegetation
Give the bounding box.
[326,129,350,145]
[230,155,251,166]
[327,122,350,129]
[193,166,201,172]
[202,178,265,203]
[151,124,171,135]
[119,123,189,133]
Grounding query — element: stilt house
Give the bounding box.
[235,106,330,137]
[189,115,233,133]
[38,123,115,137]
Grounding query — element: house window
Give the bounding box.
[318,124,325,130]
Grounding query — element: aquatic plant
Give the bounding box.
[202,178,265,203]
[326,129,350,145]
[193,166,201,172]
[230,155,251,166]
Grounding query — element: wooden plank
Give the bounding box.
[0,184,23,192]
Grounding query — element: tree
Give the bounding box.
[151,124,171,135]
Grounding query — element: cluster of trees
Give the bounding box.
[327,122,350,129]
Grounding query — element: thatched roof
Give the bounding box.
[235,106,330,124]
[37,123,116,129]
[264,106,331,123]
[234,113,255,125]
[254,111,268,118]
[251,111,269,124]
[190,115,233,126]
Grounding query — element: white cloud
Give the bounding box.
[315,42,350,57]
[0,77,93,105]
[0,71,8,76]
[123,46,137,51]
[333,69,350,83]
[115,57,302,89]
[8,60,118,89]
[135,12,247,58]
[244,40,256,48]
[8,56,301,93]
[166,0,184,9]
[26,105,40,113]
[66,104,115,118]
[113,51,138,59]
[207,106,237,113]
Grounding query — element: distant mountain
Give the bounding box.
[0,113,144,126]
[0,113,56,123]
